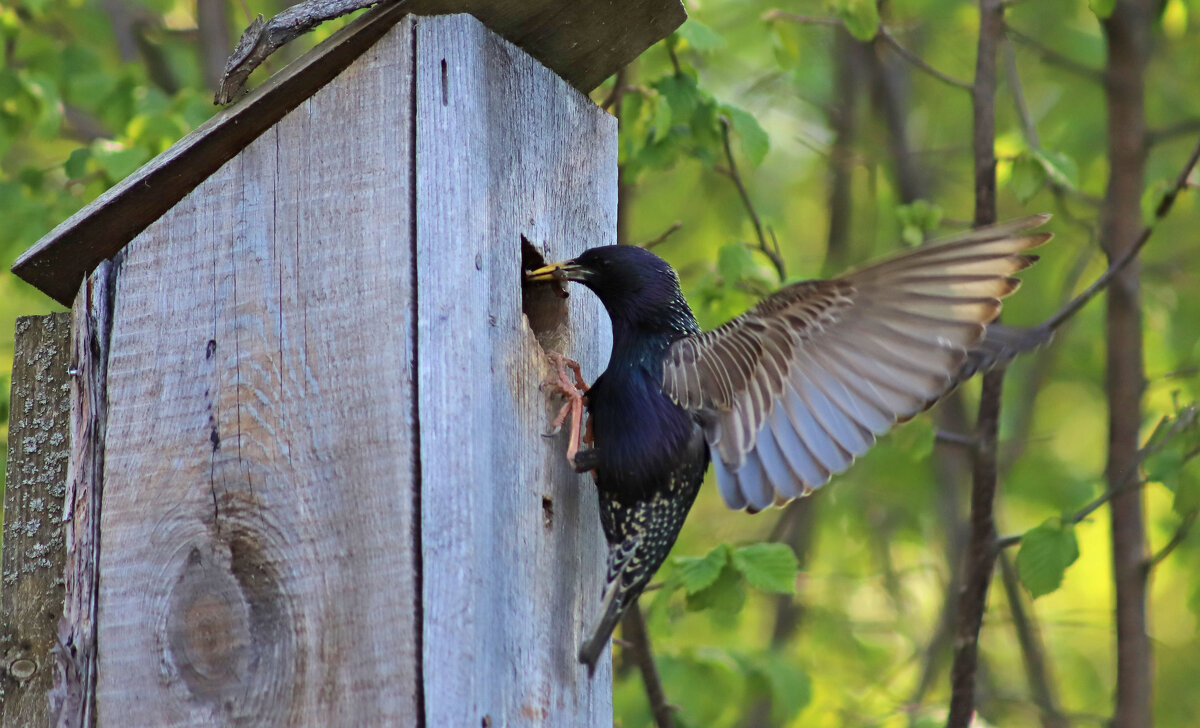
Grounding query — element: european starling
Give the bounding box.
[524,215,1050,672]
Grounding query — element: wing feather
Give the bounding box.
[664,217,1051,509]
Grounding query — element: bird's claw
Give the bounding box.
[542,354,589,465]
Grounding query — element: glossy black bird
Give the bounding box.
[525,215,1051,672]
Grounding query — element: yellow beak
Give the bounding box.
[524,260,580,283]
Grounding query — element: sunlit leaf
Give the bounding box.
[830,0,880,41]
[1031,147,1079,189]
[685,560,746,614]
[1009,151,1046,204]
[1174,470,1200,516]
[677,20,726,52]
[731,543,798,593]
[1090,0,1116,18]
[723,105,770,166]
[1016,519,1080,598]
[675,544,729,595]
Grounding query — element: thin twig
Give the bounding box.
[640,221,683,249]
[1147,511,1198,570]
[1039,134,1200,333]
[997,552,1069,728]
[764,11,972,90]
[620,603,676,728]
[1007,25,1104,82]
[997,408,1199,549]
[877,26,973,90]
[718,116,786,280]
[1148,118,1200,146]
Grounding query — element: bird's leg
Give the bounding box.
[541,353,589,467]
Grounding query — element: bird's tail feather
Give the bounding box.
[579,574,628,675]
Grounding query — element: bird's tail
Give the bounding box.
[579,567,632,675]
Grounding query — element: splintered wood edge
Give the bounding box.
[12,1,685,307]
[12,3,411,306]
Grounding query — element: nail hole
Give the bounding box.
[441,59,448,106]
[541,496,554,529]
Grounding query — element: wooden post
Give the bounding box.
[8,14,614,727]
[1,314,72,726]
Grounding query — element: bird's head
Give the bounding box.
[525,245,698,339]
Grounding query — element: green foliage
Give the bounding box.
[6,1,1200,726]
[896,200,944,246]
[829,0,880,41]
[1016,518,1081,598]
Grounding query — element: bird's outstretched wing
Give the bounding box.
[661,215,1052,511]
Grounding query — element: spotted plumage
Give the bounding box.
[524,216,1051,672]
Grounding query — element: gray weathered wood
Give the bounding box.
[0,313,72,727]
[54,263,116,728]
[90,20,419,725]
[414,15,615,725]
[13,1,684,307]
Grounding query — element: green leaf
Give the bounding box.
[655,73,703,121]
[1090,0,1116,19]
[91,140,150,182]
[724,105,770,166]
[64,147,91,179]
[896,200,943,246]
[652,93,672,143]
[1009,151,1047,204]
[744,652,812,723]
[1031,147,1079,190]
[1174,470,1200,516]
[1146,447,1185,490]
[1016,519,1080,598]
[686,561,746,614]
[717,243,758,282]
[830,0,880,41]
[675,544,729,595]
[677,20,726,52]
[731,543,798,594]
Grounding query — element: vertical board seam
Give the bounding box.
[408,17,426,728]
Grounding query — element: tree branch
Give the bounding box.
[1006,25,1104,82]
[1037,133,1200,334]
[946,1,1005,725]
[215,0,388,104]
[718,116,786,280]
[997,552,1068,728]
[764,11,972,90]
[1146,510,1198,570]
[620,603,675,728]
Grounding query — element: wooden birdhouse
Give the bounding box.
[2,4,684,725]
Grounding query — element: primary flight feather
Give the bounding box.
[525,215,1051,671]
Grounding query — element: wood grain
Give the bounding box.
[55,262,116,728]
[13,1,683,307]
[92,19,418,725]
[0,314,71,727]
[414,15,615,725]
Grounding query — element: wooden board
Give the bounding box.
[0,314,72,726]
[414,14,615,725]
[82,15,616,725]
[91,19,419,725]
[12,0,683,307]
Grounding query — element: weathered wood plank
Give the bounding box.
[13,1,684,308]
[415,15,616,726]
[0,313,72,727]
[54,263,117,728]
[92,18,418,725]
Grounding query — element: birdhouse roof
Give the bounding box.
[12,2,684,306]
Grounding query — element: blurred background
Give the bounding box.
[3,1,1200,726]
